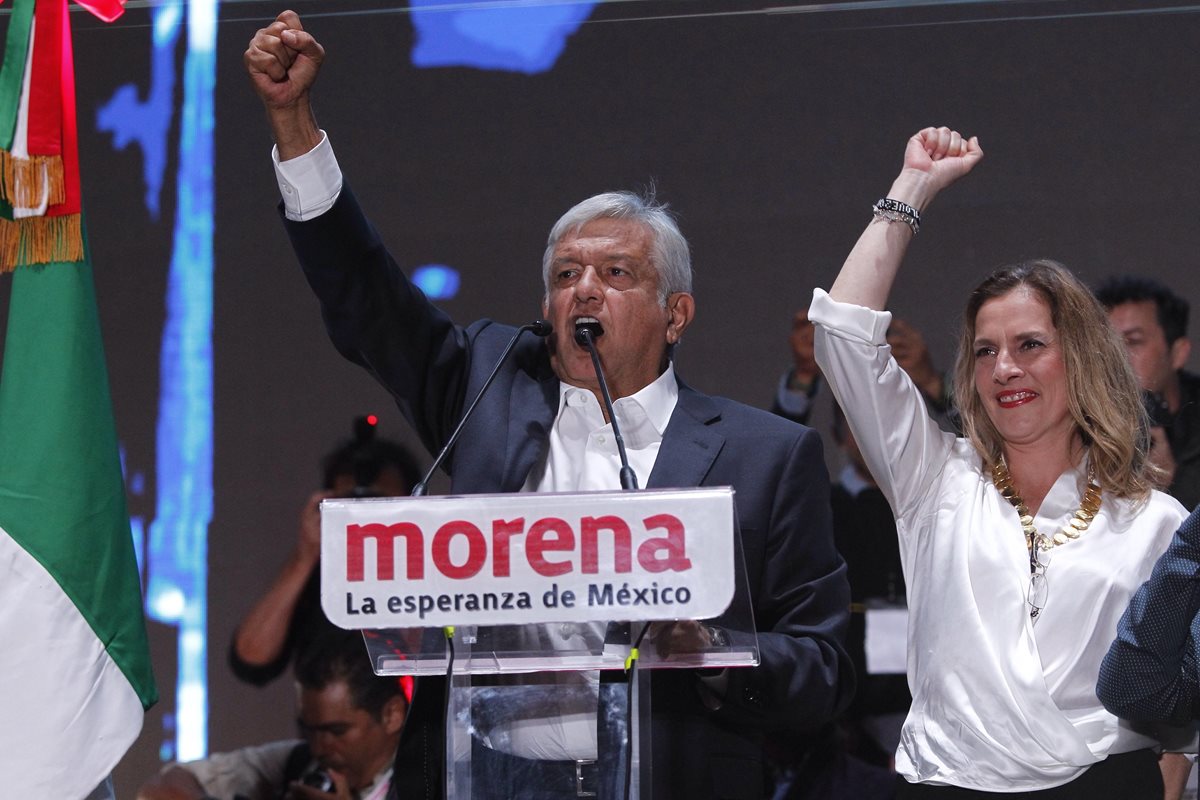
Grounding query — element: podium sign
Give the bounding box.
[321,487,736,629]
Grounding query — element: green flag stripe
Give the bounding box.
[0,252,156,709]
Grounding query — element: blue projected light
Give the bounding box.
[154,0,216,763]
[119,446,147,577]
[94,2,180,218]
[99,0,214,762]
[413,264,461,300]
[411,0,596,74]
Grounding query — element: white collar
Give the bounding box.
[557,363,678,443]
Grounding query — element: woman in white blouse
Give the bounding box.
[808,127,1187,798]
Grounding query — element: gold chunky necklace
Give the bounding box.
[990,459,1102,554]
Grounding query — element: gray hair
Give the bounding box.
[542,190,693,304]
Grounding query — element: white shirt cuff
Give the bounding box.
[272,130,342,221]
[807,288,892,345]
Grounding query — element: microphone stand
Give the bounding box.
[411,320,553,496]
[574,321,644,800]
[403,319,552,800]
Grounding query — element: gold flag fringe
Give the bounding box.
[0,213,83,271]
[0,149,66,208]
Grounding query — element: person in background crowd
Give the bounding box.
[1095,276,1199,510]
[828,405,911,771]
[772,310,824,425]
[773,311,950,429]
[229,416,419,686]
[140,629,408,800]
[768,403,909,800]
[810,126,1186,797]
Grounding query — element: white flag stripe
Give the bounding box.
[0,525,143,800]
[10,20,52,219]
[10,18,33,160]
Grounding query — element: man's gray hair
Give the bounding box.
[542,190,693,304]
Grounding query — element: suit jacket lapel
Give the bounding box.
[648,381,725,489]
[500,368,560,492]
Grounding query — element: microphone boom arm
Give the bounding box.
[411,320,552,496]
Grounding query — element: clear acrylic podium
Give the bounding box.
[321,487,760,799]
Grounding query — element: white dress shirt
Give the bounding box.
[526,365,677,494]
[491,367,679,760]
[810,288,1186,791]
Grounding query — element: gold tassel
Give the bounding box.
[1,151,12,202]
[0,213,84,272]
[0,149,67,208]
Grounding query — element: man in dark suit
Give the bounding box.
[245,11,853,799]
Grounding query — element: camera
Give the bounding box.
[299,764,335,793]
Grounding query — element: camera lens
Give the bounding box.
[300,767,335,792]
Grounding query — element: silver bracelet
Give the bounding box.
[872,197,920,235]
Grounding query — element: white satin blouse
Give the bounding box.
[809,289,1186,790]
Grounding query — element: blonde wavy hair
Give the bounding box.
[951,259,1156,500]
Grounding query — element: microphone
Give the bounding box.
[410,320,553,496]
[574,319,639,491]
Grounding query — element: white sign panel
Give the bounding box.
[865,606,908,675]
[321,487,736,629]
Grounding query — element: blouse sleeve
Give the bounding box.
[809,288,957,520]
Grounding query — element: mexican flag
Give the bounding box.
[0,259,156,797]
[0,0,155,796]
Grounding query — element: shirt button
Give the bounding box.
[597,435,607,444]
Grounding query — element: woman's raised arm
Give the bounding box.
[829,127,983,310]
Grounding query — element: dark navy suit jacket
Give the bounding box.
[283,186,853,799]
[1099,505,1200,727]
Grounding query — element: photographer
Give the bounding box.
[138,629,408,800]
[229,417,418,686]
